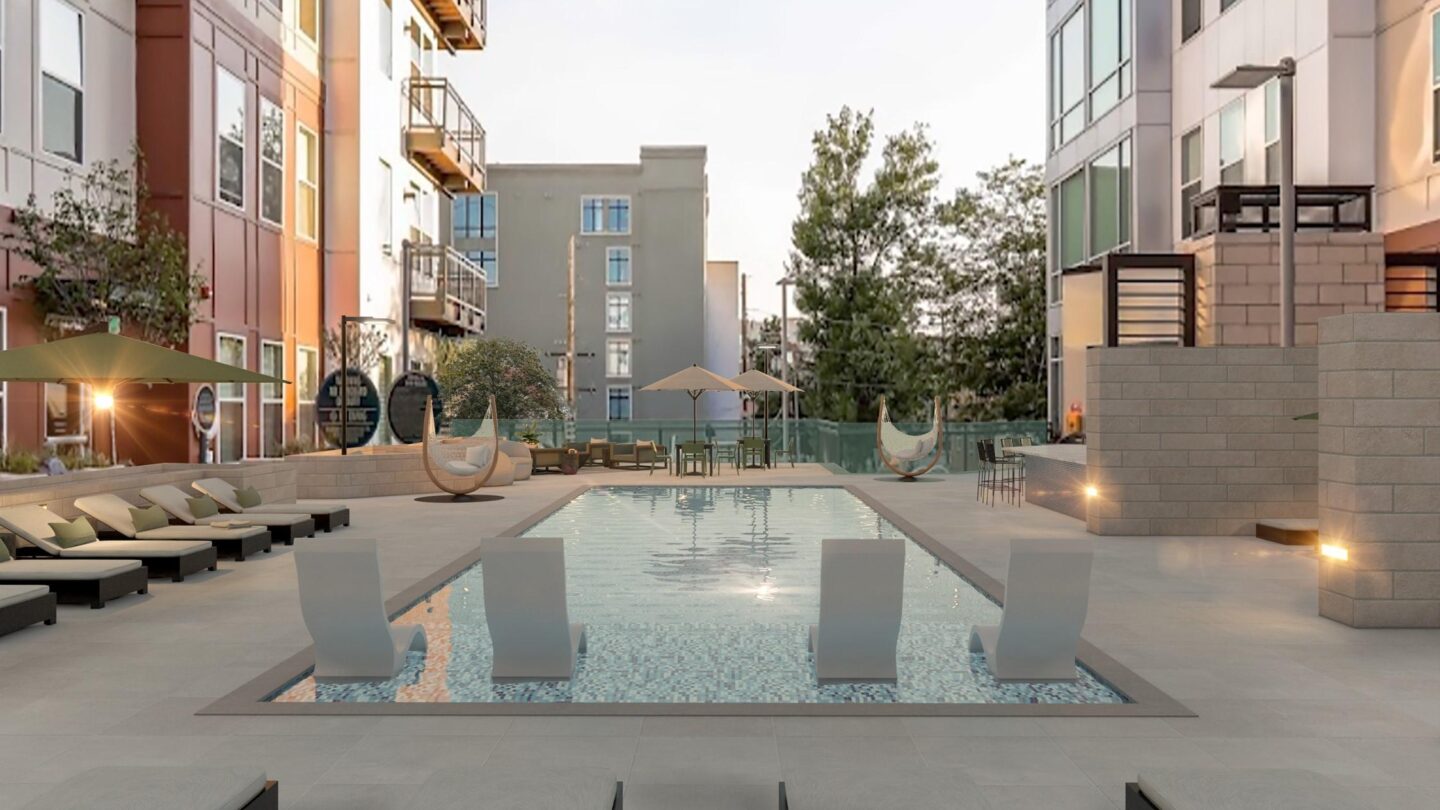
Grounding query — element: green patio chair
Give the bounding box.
[713,441,740,474]
[679,441,708,477]
[740,437,766,469]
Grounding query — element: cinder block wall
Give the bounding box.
[1086,346,1318,536]
[1317,313,1440,628]
[1183,232,1385,347]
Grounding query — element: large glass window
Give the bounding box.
[581,196,631,234]
[296,345,318,446]
[1057,171,1086,270]
[479,193,497,238]
[1089,138,1131,258]
[453,194,498,239]
[1433,11,1440,161]
[1181,0,1202,42]
[378,159,393,252]
[379,0,392,78]
[607,246,632,285]
[466,250,497,288]
[297,124,318,240]
[216,67,246,208]
[1180,127,1203,238]
[217,335,246,462]
[1219,98,1245,184]
[260,99,284,226]
[1089,0,1130,120]
[1050,8,1085,149]
[606,292,632,332]
[44,382,85,441]
[606,339,631,378]
[261,341,284,458]
[0,308,6,452]
[1221,0,1243,11]
[298,0,318,44]
[607,385,632,421]
[1265,79,1281,183]
[40,0,84,163]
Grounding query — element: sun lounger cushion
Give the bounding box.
[1135,768,1366,810]
[188,496,220,519]
[19,766,268,810]
[0,542,9,561]
[48,517,98,548]
[129,505,169,533]
[0,584,51,610]
[236,487,262,508]
[56,539,212,559]
[135,525,267,541]
[192,478,346,516]
[0,558,142,580]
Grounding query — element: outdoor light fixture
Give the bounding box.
[94,392,114,410]
[1085,485,1099,498]
[1319,543,1349,562]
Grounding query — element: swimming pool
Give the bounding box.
[268,486,1128,706]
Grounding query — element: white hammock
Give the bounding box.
[422,395,500,496]
[876,396,943,479]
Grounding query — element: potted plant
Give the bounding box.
[519,422,542,448]
[560,448,580,475]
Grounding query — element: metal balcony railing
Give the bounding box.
[1188,185,1373,238]
[403,77,486,194]
[418,0,487,50]
[1102,253,1197,347]
[408,243,487,335]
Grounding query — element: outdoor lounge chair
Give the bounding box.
[530,446,566,473]
[421,394,501,497]
[139,485,297,551]
[0,503,216,583]
[415,767,621,809]
[0,547,148,609]
[190,478,349,532]
[294,536,426,682]
[809,538,905,682]
[1125,768,1366,810]
[481,536,586,681]
[18,766,277,810]
[779,767,990,810]
[968,537,1093,681]
[0,585,56,638]
[73,493,270,561]
[877,395,943,480]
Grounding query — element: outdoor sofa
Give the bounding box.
[192,477,350,532]
[0,537,148,609]
[0,584,56,638]
[530,447,568,473]
[610,441,666,473]
[0,504,216,584]
[18,766,277,810]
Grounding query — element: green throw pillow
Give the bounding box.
[129,505,169,533]
[0,538,11,561]
[48,517,97,548]
[235,486,262,509]
[187,496,220,519]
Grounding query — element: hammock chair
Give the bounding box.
[422,394,500,498]
[876,395,943,480]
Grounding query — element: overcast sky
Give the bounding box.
[457,0,1046,317]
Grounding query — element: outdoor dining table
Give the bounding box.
[672,441,718,477]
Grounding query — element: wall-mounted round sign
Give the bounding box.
[192,384,218,437]
[316,369,381,449]
[387,372,442,444]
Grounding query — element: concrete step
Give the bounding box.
[1256,518,1318,547]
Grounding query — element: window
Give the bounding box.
[1048,335,1063,429]
[40,0,84,163]
[260,99,284,226]
[1265,79,1281,183]
[607,385,632,421]
[606,338,631,378]
[378,159,393,252]
[1181,0,1201,42]
[1220,0,1243,10]
[0,1,6,136]
[1433,11,1440,161]
[1180,127,1203,238]
[555,356,569,389]
[1219,98,1245,183]
[1089,0,1130,119]
[466,250,497,288]
[378,0,392,79]
[1089,138,1131,258]
[1050,8,1085,149]
[581,196,631,234]
[606,292,632,332]
[606,246,632,285]
[217,335,247,462]
[44,382,86,441]
[453,194,497,239]
[216,67,246,208]
[0,308,6,452]
[298,0,318,44]
[296,345,318,447]
[479,193,497,238]
[1056,171,1086,271]
[296,124,318,240]
[261,341,284,458]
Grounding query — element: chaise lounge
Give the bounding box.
[72,494,271,562]
[18,766,277,810]
[136,486,287,557]
[192,478,350,533]
[0,504,216,584]
[968,537,1093,681]
[809,538,905,682]
[0,539,148,609]
[482,536,587,681]
[0,584,57,638]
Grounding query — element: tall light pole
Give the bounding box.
[776,275,795,450]
[1213,58,1296,346]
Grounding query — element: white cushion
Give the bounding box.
[57,540,211,559]
[464,443,495,469]
[0,559,143,580]
[136,525,267,541]
[441,460,480,477]
[21,766,266,810]
[247,502,347,516]
[0,584,51,610]
[197,513,306,528]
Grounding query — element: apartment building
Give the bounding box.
[1045,0,1440,434]
[459,146,743,422]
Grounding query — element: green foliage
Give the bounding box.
[323,326,391,374]
[6,151,202,347]
[0,451,41,475]
[54,447,113,470]
[435,337,566,421]
[280,438,319,457]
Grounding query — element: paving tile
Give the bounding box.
[980,784,1117,810]
[629,736,780,785]
[623,783,777,810]
[203,734,365,790]
[900,717,1047,737]
[480,735,637,776]
[640,716,775,737]
[288,783,420,810]
[912,736,1092,786]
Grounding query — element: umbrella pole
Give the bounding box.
[691,391,699,441]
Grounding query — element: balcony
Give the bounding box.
[408,244,487,335]
[417,0,487,51]
[404,78,486,195]
[1188,185,1373,238]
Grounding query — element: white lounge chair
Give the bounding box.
[415,767,620,810]
[190,478,349,532]
[808,538,905,682]
[968,537,1093,681]
[72,493,271,562]
[0,585,57,638]
[481,536,586,681]
[0,554,148,609]
[876,395,943,480]
[0,503,217,584]
[1127,768,1366,810]
[139,485,302,550]
[19,766,277,810]
[293,536,426,682]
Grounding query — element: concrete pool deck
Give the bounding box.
[0,464,1436,808]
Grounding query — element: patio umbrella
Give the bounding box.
[730,369,802,445]
[641,364,747,441]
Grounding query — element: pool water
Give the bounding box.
[270,486,1127,705]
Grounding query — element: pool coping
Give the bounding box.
[200,483,1193,717]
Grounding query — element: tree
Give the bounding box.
[435,337,565,420]
[787,107,942,422]
[323,326,391,375]
[7,152,202,346]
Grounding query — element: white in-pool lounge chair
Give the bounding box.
[415,767,621,809]
[19,766,277,810]
[294,536,426,682]
[191,478,349,532]
[1125,768,1366,810]
[481,536,587,681]
[0,546,148,609]
[968,537,1093,681]
[808,538,905,682]
[73,493,272,562]
[139,485,302,550]
[0,584,57,638]
[0,503,217,583]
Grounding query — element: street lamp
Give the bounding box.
[1212,58,1296,346]
[775,275,796,449]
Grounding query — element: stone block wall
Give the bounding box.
[1183,232,1386,347]
[1317,313,1440,628]
[1086,346,1318,536]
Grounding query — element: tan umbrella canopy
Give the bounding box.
[641,364,747,441]
[731,369,802,443]
[0,332,285,386]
